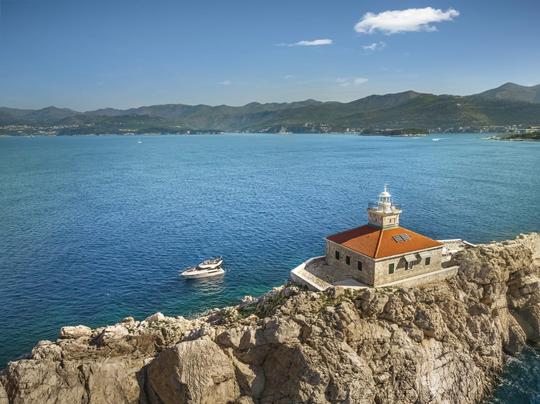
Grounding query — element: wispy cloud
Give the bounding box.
[219,80,232,86]
[283,38,333,47]
[354,7,459,34]
[336,77,368,87]
[284,75,295,79]
[362,41,386,51]
[353,78,368,85]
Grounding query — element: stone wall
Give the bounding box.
[290,256,331,291]
[325,241,443,287]
[325,240,374,285]
[380,265,459,288]
[373,247,443,286]
[367,210,400,228]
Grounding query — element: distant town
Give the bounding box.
[1,122,539,137]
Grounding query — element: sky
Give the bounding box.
[0,0,539,110]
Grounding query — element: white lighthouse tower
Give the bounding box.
[367,185,402,229]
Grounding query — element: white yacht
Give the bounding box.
[180,257,224,279]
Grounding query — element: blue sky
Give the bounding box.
[1,0,539,110]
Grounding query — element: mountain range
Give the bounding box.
[1,82,540,135]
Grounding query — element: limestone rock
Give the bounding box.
[503,315,527,355]
[74,358,145,403]
[0,379,7,404]
[59,325,92,339]
[146,337,240,404]
[2,356,145,404]
[95,324,129,346]
[261,318,301,344]
[145,312,165,323]
[232,357,265,398]
[31,340,62,361]
[513,304,540,343]
[234,396,255,404]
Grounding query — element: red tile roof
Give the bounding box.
[326,225,443,259]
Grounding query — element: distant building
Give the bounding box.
[324,186,444,287]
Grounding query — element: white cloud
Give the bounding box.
[287,38,333,47]
[354,7,459,34]
[219,80,232,86]
[353,77,368,85]
[336,77,368,87]
[284,75,295,79]
[362,41,386,51]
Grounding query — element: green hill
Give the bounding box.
[1,83,540,134]
[473,82,540,103]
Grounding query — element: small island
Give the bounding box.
[487,131,540,141]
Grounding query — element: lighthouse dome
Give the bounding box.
[379,185,391,198]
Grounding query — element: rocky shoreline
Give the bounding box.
[1,233,539,404]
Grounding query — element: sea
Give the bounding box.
[0,133,538,401]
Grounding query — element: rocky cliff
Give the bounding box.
[1,233,539,404]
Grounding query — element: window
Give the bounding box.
[393,233,411,243]
[425,257,431,265]
[357,261,363,271]
[405,262,411,271]
[346,256,351,265]
[389,263,395,274]
[335,250,340,260]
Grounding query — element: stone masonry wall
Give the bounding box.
[373,247,443,286]
[325,241,374,285]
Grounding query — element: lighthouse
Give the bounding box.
[291,185,464,290]
[323,185,444,286]
[367,185,402,229]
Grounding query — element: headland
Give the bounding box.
[1,233,539,403]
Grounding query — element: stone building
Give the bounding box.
[324,186,444,287]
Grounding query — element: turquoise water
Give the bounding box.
[0,134,539,400]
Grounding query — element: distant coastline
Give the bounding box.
[2,82,540,137]
[0,129,523,137]
[0,124,536,137]
[485,131,540,141]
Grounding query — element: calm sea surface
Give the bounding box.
[0,134,539,400]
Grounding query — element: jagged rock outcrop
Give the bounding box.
[0,233,539,404]
[147,337,240,403]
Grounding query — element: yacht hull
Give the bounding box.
[180,267,225,279]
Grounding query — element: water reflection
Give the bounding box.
[181,273,226,295]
